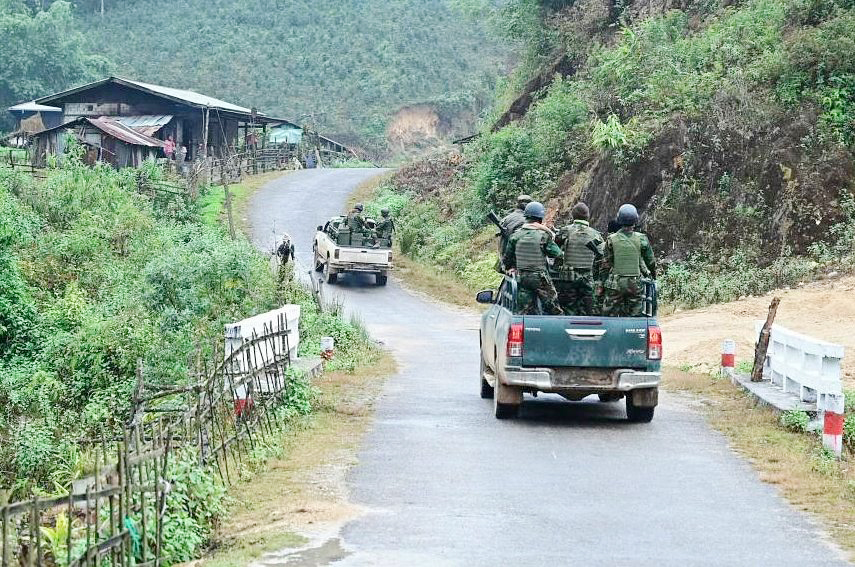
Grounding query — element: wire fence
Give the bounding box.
[0,314,301,567]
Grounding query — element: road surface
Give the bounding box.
[249,168,849,566]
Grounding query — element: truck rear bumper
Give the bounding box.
[502,367,660,392]
[330,263,391,273]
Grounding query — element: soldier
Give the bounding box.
[503,201,564,315]
[554,202,604,315]
[602,204,656,317]
[347,203,366,231]
[376,208,395,244]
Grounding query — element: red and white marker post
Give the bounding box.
[822,394,846,458]
[721,339,736,378]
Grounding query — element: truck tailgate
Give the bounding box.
[338,248,390,264]
[521,316,650,368]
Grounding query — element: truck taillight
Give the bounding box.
[648,326,662,360]
[334,249,340,260]
[507,323,524,358]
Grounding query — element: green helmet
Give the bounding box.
[354,203,364,212]
[381,208,390,217]
[517,194,533,208]
[616,203,639,226]
[524,201,546,221]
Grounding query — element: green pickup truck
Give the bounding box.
[477,276,662,421]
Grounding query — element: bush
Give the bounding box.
[780,409,811,432]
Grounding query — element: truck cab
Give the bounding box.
[477,276,662,421]
[313,216,393,286]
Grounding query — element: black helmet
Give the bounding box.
[381,208,390,217]
[524,201,546,221]
[354,203,364,212]
[571,202,590,220]
[616,203,639,226]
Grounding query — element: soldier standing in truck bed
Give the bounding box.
[503,201,564,315]
[602,204,656,317]
[554,202,604,315]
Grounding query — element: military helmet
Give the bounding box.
[381,208,390,217]
[616,203,639,226]
[517,194,533,208]
[524,201,546,221]
[571,202,590,220]
[354,203,364,212]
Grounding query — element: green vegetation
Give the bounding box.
[367,0,855,307]
[66,0,508,156]
[0,1,107,130]
[780,409,811,432]
[0,153,375,498]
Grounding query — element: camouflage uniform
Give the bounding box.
[496,208,527,269]
[347,209,365,231]
[376,216,394,244]
[602,229,656,317]
[503,223,564,315]
[554,220,604,315]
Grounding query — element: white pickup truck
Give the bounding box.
[313,216,392,285]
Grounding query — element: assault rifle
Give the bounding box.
[487,210,509,239]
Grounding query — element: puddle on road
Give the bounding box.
[258,538,350,566]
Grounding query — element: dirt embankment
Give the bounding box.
[662,275,855,389]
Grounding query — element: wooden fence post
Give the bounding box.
[752,297,780,382]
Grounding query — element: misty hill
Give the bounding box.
[73,0,509,156]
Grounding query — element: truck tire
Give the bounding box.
[493,380,520,419]
[323,259,337,284]
[313,247,323,272]
[626,395,655,423]
[480,356,494,399]
[377,273,388,286]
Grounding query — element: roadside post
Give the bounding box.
[822,394,846,458]
[721,339,736,379]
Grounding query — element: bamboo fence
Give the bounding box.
[0,314,298,567]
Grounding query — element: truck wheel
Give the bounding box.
[480,357,494,399]
[313,248,323,272]
[323,260,337,284]
[626,395,655,423]
[598,393,622,403]
[377,273,388,286]
[493,380,520,419]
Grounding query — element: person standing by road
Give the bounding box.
[602,204,656,317]
[503,201,564,315]
[163,135,176,160]
[554,202,604,315]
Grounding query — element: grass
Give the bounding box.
[663,367,855,557]
[392,250,482,311]
[345,172,393,212]
[198,170,291,230]
[200,352,397,565]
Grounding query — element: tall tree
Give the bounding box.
[0,0,109,129]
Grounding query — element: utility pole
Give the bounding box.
[100,0,104,17]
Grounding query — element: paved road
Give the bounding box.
[249,169,849,566]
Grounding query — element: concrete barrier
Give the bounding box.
[755,322,843,411]
[226,305,301,397]
[754,322,846,456]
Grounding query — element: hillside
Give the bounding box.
[70,0,510,157]
[366,0,855,306]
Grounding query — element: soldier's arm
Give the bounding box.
[544,237,564,259]
[640,235,656,278]
[502,234,517,270]
[602,237,614,271]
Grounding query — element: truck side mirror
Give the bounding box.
[475,289,495,304]
[317,225,323,232]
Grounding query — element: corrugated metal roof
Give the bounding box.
[115,115,173,136]
[87,117,165,147]
[120,78,251,113]
[8,101,62,113]
[36,77,254,115]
